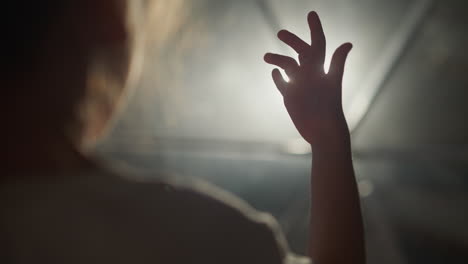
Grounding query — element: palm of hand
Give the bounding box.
[264,12,352,144]
[284,71,345,144]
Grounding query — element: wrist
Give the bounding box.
[312,121,351,153]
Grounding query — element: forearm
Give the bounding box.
[309,126,365,264]
[263,9,363,263]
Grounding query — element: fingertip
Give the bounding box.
[308,11,318,20]
[277,29,287,39]
[272,68,283,82]
[272,68,287,95]
[264,53,278,63]
[272,68,280,76]
[308,11,321,24]
[337,42,353,54]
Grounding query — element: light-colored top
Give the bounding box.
[1,170,311,264]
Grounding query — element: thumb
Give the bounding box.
[328,43,352,85]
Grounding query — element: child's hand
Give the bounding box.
[264,11,352,145]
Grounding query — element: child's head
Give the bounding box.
[4,0,148,148]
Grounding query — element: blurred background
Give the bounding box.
[97,0,468,263]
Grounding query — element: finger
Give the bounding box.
[264,53,299,76]
[272,68,287,96]
[307,11,326,66]
[277,30,310,54]
[328,43,353,85]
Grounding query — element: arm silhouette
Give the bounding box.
[264,11,365,264]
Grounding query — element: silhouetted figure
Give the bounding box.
[2,1,364,263]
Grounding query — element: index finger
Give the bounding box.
[277,30,310,54]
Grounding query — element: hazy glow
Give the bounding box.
[108,0,422,147]
[358,180,374,197]
[284,138,311,155]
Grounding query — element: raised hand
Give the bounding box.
[264,11,352,145]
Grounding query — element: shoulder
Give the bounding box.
[1,169,312,264]
[125,174,290,262]
[116,172,311,264]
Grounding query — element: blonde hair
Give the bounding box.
[79,0,192,149]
